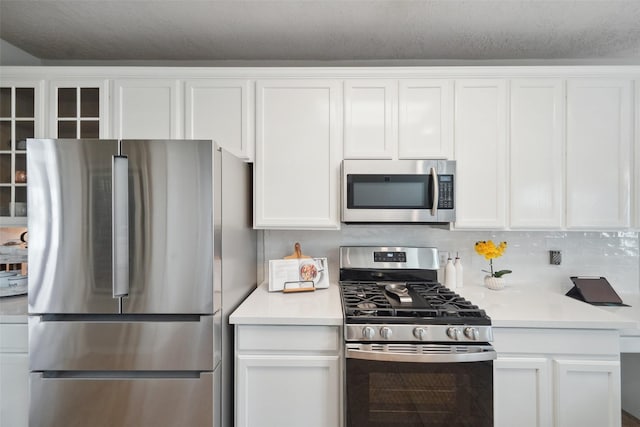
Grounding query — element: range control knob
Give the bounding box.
[413,327,427,340]
[464,327,479,340]
[446,327,461,340]
[362,326,375,340]
[380,327,393,340]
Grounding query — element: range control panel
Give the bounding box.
[373,251,406,263]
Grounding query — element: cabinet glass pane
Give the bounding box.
[15,88,34,118]
[0,154,11,183]
[0,120,11,150]
[58,121,77,138]
[0,88,11,117]
[14,186,27,216]
[0,188,10,216]
[15,154,26,183]
[58,88,77,118]
[80,120,99,138]
[15,121,33,150]
[80,88,99,118]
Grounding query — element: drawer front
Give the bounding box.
[30,371,215,427]
[0,323,28,352]
[237,325,341,353]
[29,314,216,371]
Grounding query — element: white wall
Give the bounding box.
[262,226,640,295]
[0,39,41,66]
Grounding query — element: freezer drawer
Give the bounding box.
[30,371,215,427]
[29,314,217,371]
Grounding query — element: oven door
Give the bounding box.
[345,343,495,427]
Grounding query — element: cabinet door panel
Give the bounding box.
[510,79,564,228]
[343,80,396,159]
[236,355,341,427]
[255,80,341,229]
[49,80,108,139]
[0,353,28,427]
[113,79,181,139]
[566,79,632,228]
[494,357,552,427]
[554,359,621,427]
[185,79,252,161]
[399,79,453,159]
[454,79,507,229]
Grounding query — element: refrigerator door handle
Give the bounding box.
[112,155,129,298]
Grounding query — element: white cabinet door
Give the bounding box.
[185,79,253,161]
[398,79,453,159]
[49,79,109,138]
[554,359,621,427]
[509,79,564,229]
[0,353,28,427]
[113,79,181,139]
[343,80,397,159]
[635,79,640,229]
[566,79,632,229]
[236,355,341,427]
[454,79,508,229]
[254,80,342,229]
[494,357,552,427]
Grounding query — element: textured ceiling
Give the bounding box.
[1,0,640,63]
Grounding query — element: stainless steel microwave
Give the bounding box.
[341,159,456,223]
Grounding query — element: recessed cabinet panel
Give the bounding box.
[255,80,341,229]
[510,79,564,229]
[343,80,396,159]
[566,79,632,229]
[454,79,507,229]
[494,357,552,427]
[399,79,453,159]
[50,81,107,139]
[113,79,180,139]
[185,79,252,161]
[554,359,621,427]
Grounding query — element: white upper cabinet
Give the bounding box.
[113,79,181,139]
[566,79,632,229]
[453,79,508,229]
[635,79,640,229]
[254,79,342,229]
[343,80,397,159]
[185,79,253,161]
[49,79,109,139]
[398,79,453,159]
[509,79,564,229]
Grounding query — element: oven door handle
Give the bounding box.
[346,347,497,363]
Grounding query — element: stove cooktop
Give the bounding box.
[340,281,491,326]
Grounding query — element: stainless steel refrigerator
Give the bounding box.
[27,139,256,427]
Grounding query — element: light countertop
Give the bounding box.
[229,281,343,326]
[457,282,638,330]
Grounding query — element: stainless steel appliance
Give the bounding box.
[27,139,256,427]
[339,246,495,427]
[341,159,456,223]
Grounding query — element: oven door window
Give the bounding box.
[346,359,493,427]
[347,174,433,209]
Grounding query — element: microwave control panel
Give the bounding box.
[438,175,454,209]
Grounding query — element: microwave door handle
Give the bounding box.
[112,155,129,299]
[430,167,439,217]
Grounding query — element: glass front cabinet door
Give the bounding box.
[50,81,107,139]
[0,82,43,225]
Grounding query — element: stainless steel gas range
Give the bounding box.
[339,246,495,427]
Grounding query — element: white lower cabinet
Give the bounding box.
[493,328,621,427]
[494,357,552,427]
[234,325,343,427]
[0,323,28,427]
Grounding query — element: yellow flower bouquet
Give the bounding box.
[474,240,512,278]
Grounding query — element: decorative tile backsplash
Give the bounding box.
[263,226,640,294]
